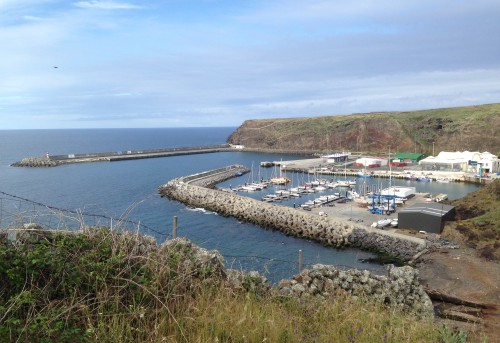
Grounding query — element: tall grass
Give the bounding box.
[0,227,474,342]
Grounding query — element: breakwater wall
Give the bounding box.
[11,144,233,167]
[159,166,427,261]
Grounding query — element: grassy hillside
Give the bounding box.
[0,228,473,342]
[443,179,500,260]
[228,103,500,155]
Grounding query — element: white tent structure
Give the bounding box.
[419,151,499,173]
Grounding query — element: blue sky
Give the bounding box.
[1,0,500,129]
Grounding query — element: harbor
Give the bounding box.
[159,165,428,262]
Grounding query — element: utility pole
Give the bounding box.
[432,141,435,156]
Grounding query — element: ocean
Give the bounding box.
[0,128,480,282]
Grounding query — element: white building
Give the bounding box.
[355,157,388,167]
[419,151,499,174]
[478,152,500,174]
[322,152,350,164]
[381,186,416,198]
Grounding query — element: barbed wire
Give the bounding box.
[0,190,169,238]
[0,190,364,274]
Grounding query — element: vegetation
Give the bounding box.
[0,227,476,342]
[227,103,500,155]
[443,179,500,260]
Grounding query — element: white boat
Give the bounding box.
[271,177,291,185]
[417,176,432,182]
[240,185,258,191]
[327,182,338,188]
[262,194,278,200]
[337,180,356,187]
[314,185,327,191]
[381,186,416,198]
[390,219,398,227]
[317,196,330,202]
[353,196,370,204]
[435,193,448,202]
[435,178,450,183]
[377,218,392,228]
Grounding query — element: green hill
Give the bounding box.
[228,103,500,155]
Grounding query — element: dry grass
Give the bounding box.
[445,180,500,260]
[0,227,473,342]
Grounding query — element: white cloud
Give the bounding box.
[74,1,141,10]
[0,1,499,129]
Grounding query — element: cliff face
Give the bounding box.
[227,103,500,155]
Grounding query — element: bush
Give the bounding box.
[0,227,470,342]
[454,225,470,234]
[479,246,497,260]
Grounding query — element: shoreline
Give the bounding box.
[11,146,494,186]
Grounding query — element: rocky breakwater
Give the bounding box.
[11,156,59,167]
[277,264,434,318]
[159,166,428,262]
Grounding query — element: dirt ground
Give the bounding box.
[417,245,500,342]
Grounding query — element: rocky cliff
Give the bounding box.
[227,103,500,155]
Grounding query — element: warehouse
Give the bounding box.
[392,152,425,163]
[355,156,388,168]
[398,202,455,234]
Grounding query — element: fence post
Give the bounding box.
[298,249,303,273]
[173,216,178,239]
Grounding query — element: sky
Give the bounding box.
[1,0,500,129]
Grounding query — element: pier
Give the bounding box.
[11,144,234,167]
[159,165,428,262]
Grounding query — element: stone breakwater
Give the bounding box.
[159,166,428,261]
[11,157,59,167]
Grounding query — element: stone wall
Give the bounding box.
[276,264,434,318]
[159,169,428,261]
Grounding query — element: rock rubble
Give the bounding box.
[277,264,434,318]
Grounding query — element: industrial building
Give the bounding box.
[322,152,350,164]
[398,202,455,234]
[355,156,388,168]
[392,152,425,163]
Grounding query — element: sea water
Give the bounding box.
[0,128,480,282]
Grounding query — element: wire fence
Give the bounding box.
[0,191,168,238]
[0,190,367,281]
